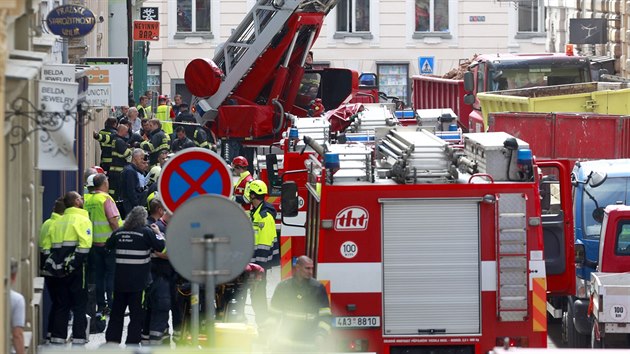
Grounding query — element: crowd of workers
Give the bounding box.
[32,91,332,351]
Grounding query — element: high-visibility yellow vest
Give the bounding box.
[84,192,119,244]
[156,104,173,134]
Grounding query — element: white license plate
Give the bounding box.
[334,316,380,328]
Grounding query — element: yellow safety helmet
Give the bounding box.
[243,180,267,203]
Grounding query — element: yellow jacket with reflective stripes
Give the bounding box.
[39,212,62,274]
[84,192,120,244]
[45,207,93,276]
[155,104,173,134]
[250,201,277,267]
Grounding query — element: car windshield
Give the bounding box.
[583,177,630,239]
[489,65,590,91]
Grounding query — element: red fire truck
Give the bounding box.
[280,129,576,353]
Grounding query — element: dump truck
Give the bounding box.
[476,82,630,132]
[412,53,592,131]
[487,112,630,163]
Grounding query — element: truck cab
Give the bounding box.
[581,205,630,347]
[562,159,630,346]
[573,159,630,279]
[463,53,592,132]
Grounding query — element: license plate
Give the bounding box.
[334,316,380,328]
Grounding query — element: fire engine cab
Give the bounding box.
[281,128,575,353]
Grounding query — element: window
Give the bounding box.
[336,0,370,33]
[176,0,210,33]
[518,0,545,33]
[415,0,449,32]
[615,221,630,255]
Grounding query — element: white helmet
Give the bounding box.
[147,165,162,185]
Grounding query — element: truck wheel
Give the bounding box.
[566,303,589,347]
[591,321,604,348]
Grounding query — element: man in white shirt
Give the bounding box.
[10,258,25,354]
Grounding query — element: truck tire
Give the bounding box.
[591,321,604,348]
[564,302,589,348]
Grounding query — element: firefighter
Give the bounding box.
[105,206,165,345]
[83,173,121,326]
[244,179,277,325]
[109,124,132,201]
[267,255,332,351]
[140,119,171,168]
[45,191,92,345]
[232,156,253,207]
[92,117,118,173]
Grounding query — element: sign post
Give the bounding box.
[167,195,254,347]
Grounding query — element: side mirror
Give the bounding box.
[463,71,474,92]
[463,93,475,105]
[575,243,586,265]
[588,171,607,188]
[281,181,299,218]
[592,207,605,223]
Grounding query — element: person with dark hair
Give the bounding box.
[84,173,121,327]
[92,117,119,172]
[105,206,165,345]
[172,94,183,116]
[141,119,171,167]
[45,191,92,345]
[137,95,151,119]
[170,126,195,153]
[267,255,331,351]
[39,197,65,343]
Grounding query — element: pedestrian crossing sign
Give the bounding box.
[418,56,435,74]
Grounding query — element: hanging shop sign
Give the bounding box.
[46,4,96,38]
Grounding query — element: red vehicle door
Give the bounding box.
[537,159,575,295]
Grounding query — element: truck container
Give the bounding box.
[412,53,592,132]
[487,112,630,163]
[477,82,630,132]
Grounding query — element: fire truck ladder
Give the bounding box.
[496,193,529,322]
[208,0,321,112]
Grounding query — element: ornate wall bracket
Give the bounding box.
[4,97,95,161]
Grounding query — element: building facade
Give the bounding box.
[145,0,549,105]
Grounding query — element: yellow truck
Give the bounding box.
[474,82,630,132]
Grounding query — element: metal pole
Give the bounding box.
[204,233,216,348]
[191,283,200,347]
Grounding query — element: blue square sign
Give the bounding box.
[418,56,435,75]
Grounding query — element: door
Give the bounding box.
[377,63,409,107]
[381,198,481,335]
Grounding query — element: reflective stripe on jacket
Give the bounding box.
[45,207,92,277]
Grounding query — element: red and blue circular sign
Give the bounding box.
[158,148,233,213]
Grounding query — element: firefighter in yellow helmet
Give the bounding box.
[244,179,277,325]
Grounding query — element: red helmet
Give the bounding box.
[232,156,248,168]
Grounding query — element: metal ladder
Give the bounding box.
[207,0,304,111]
[496,193,529,321]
